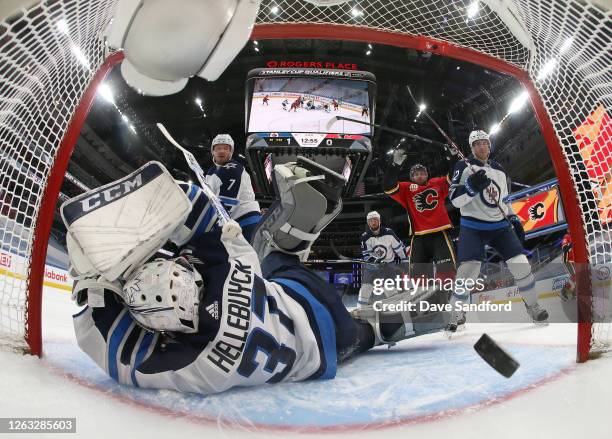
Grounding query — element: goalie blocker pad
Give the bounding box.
[61,162,192,281]
[252,156,346,261]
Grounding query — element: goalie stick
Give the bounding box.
[405,86,512,225]
[324,115,450,150]
[157,123,231,226]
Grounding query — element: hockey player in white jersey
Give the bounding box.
[447,130,549,330]
[358,211,408,306]
[361,211,407,264]
[64,159,450,396]
[205,134,261,242]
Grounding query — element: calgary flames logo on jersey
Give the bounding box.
[528,202,546,220]
[413,188,439,212]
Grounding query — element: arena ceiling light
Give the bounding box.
[489,122,500,135]
[97,83,114,104]
[419,103,427,111]
[270,5,279,14]
[56,19,69,35]
[194,97,206,117]
[536,58,558,81]
[560,37,574,54]
[466,1,479,19]
[70,44,90,70]
[508,90,529,114]
[351,8,364,17]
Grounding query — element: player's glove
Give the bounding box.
[508,215,525,244]
[221,219,242,239]
[392,148,407,166]
[465,169,491,196]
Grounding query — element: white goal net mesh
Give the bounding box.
[0,0,117,352]
[0,0,609,358]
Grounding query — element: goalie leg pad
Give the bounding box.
[252,156,346,260]
[351,290,450,346]
[61,162,192,281]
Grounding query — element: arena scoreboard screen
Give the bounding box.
[245,68,376,197]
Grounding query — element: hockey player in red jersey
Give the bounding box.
[290,98,300,112]
[382,150,456,283]
[560,232,576,300]
[332,99,339,111]
[262,94,270,105]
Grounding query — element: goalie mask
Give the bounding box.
[122,257,203,333]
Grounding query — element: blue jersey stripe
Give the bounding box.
[107,311,134,382]
[238,215,261,228]
[219,196,239,206]
[187,184,199,201]
[272,277,337,380]
[461,218,508,230]
[194,204,216,237]
[130,331,155,387]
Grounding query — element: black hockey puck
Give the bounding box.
[474,334,520,378]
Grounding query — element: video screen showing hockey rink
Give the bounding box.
[247,77,372,134]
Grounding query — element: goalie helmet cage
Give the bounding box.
[0,0,609,361]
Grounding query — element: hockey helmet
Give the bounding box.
[123,257,203,333]
[367,211,381,221]
[211,133,234,153]
[468,130,490,148]
[409,163,428,179]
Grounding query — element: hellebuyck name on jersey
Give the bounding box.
[206,258,254,374]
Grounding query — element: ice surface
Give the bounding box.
[0,284,611,439]
[248,95,370,134]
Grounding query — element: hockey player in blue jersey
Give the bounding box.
[205,134,261,242]
[447,130,549,330]
[63,159,450,396]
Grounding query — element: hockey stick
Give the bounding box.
[324,115,449,149]
[329,239,377,266]
[405,86,512,224]
[157,123,231,226]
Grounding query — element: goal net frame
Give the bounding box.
[0,0,608,362]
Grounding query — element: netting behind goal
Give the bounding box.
[0,0,609,360]
[0,0,119,354]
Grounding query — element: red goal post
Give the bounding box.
[0,0,609,361]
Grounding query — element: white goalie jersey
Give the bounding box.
[68,164,336,395]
